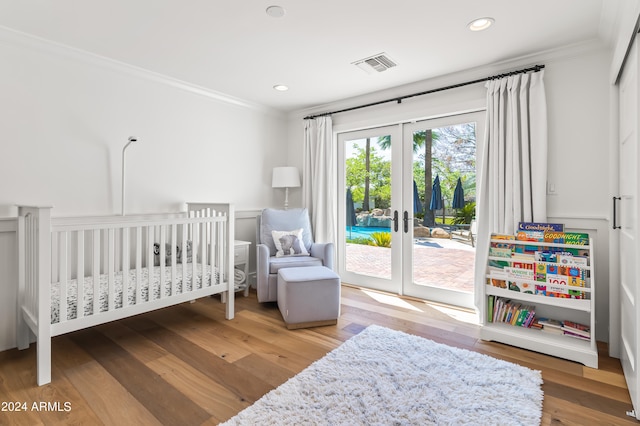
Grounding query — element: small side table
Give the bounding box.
[234,240,251,297]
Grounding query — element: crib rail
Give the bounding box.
[19,205,234,336]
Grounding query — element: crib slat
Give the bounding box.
[77,231,84,320]
[217,220,223,285]
[51,232,59,290]
[209,219,215,287]
[191,222,197,291]
[122,229,129,308]
[59,231,68,323]
[181,224,187,293]
[108,229,115,311]
[147,225,154,301]
[171,224,177,296]
[93,229,100,315]
[147,226,155,302]
[210,223,217,287]
[159,225,166,299]
[136,226,142,305]
[200,221,206,289]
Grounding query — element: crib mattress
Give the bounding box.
[50,263,218,324]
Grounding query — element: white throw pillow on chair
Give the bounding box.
[272,229,310,257]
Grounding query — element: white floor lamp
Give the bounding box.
[272,166,300,210]
[121,136,138,216]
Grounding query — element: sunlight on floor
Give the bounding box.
[359,287,480,325]
[428,304,480,325]
[362,290,423,312]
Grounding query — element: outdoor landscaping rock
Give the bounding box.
[430,227,451,239]
[357,212,392,228]
[414,226,431,237]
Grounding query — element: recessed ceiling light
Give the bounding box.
[468,17,494,31]
[273,84,289,91]
[266,5,286,18]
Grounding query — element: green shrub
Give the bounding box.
[370,232,392,248]
[452,202,476,225]
[346,236,373,245]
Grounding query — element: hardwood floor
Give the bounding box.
[0,285,637,425]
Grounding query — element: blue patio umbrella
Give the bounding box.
[452,177,465,209]
[413,180,423,214]
[346,187,357,238]
[429,175,443,211]
[429,175,444,225]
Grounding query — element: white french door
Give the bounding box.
[338,125,402,295]
[337,112,483,309]
[618,35,640,420]
[401,114,482,307]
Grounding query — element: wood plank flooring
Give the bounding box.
[0,285,638,425]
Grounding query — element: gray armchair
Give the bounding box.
[256,208,334,303]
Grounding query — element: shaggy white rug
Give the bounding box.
[221,325,543,425]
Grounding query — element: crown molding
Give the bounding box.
[0,25,281,116]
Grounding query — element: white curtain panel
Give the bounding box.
[474,70,548,307]
[303,116,337,245]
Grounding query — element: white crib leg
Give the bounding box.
[225,289,235,320]
[36,336,52,386]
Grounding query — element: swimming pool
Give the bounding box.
[346,226,390,239]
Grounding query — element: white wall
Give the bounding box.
[287,44,614,341]
[0,29,288,351]
[0,31,287,217]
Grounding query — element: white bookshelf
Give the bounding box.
[480,237,598,368]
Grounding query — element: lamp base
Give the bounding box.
[284,187,289,210]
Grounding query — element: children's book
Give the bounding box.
[535,251,558,262]
[538,318,563,333]
[518,222,564,232]
[562,320,590,333]
[564,232,589,246]
[487,295,494,323]
[489,278,507,289]
[508,280,536,294]
[490,233,515,251]
[546,274,570,298]
[557,254,588,267]
[543,231,565,243]
[563,330,590,340]
[516,230,545,242]
[490,247,513,258]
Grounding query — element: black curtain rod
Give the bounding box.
[303,64,545,120]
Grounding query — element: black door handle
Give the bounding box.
[613,196,621,230]
[403,211,409,233]
[393,210,399,232]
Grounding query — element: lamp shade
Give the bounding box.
[272,166,301,188]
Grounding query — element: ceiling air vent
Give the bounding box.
[353,53,397,74]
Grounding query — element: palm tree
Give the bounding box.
[378,131,438,226]
[363,138,371,211]
[421,130,434,226]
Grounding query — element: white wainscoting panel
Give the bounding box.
[0,218,17,352]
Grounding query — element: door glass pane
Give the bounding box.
[345,135,392,280]
[411,123,476,293]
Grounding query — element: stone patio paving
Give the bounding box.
[345,237,475,293]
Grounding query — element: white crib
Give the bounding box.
[16,202,235,386]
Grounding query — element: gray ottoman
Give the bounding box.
[277,266,341,329]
